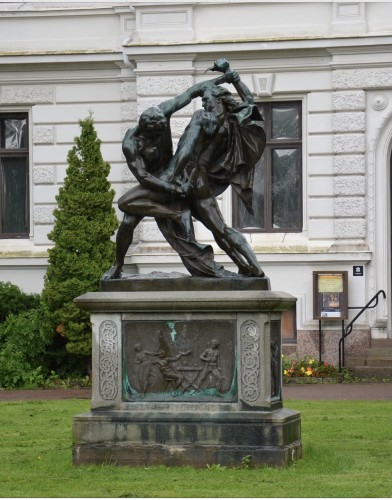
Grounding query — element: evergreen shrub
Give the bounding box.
[41,116,118,374]
[0,308,49,388]
[0,281,40,323]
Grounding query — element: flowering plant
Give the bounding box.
[282,355,339,379]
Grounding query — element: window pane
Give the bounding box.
[272,149,301,229]
[236,156,265,229]
[1,157,28,234]
[1,118,27,149]
[272,106,300,140]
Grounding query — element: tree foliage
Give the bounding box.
[0,281,40,323]
[0,308,49,388]
[0,282,45,388]
[41,116,118,366]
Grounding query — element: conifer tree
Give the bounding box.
[41,116,118,372]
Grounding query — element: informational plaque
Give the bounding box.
[313,271,348,320]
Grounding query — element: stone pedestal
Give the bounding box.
[73,277,301,467]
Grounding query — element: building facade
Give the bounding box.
[1,1,391,363]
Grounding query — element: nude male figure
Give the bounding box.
[110,60,265,278]
[109,73,227,279]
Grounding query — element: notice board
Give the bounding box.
[313,271,348,320]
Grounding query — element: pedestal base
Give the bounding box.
[74,279,301,467]
[73,407,301,467]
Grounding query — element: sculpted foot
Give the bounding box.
[239,264,265,278]
[251,266,265,278]
[238,263,253,277]
[108,265,123,279]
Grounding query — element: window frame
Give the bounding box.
[0,111,30,239]
[232,100,303,233]
[281,304,297,344]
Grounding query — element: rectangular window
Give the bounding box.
[233,101,302,232]
[0,113,29,237]
[281,305,297,343]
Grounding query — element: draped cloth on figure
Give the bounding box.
[207,103,266,215]
[156,103,266,278]
[157,210,237,278]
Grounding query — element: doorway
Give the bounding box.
[389,154,392,335]
[372,116,392,338]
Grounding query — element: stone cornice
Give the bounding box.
[124,33,392,54]
[124,34,392,73]
[0,50,122,63]
[0,51,127,81]
[75,290,295,313]
[0,4,131,18]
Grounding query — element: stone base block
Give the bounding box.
[74,281,301,468]
[73,407,301,467]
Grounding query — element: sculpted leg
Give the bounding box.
[191,197,264,277]
[110,214,142,279]
[118,186,183,221]
[223,226,264,277]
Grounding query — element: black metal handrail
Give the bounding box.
[339,289,386,371]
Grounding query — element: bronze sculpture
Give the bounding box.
[109,59,266,279]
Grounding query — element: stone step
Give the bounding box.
[353,366,392,379]
[346,350,392,368]
[367,348,392,357]
[347,356,392,368]
[346,357,366,368]
[346,338,392,378]
[364,357,392,367]
[371,338,392,348]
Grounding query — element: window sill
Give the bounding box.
[0,239,49,259]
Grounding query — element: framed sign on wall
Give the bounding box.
[313,271,348,320]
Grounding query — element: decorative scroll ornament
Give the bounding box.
[240,320,260,402]
[99,320,118,400]
[371,94,388,111]
[252,73,275,96]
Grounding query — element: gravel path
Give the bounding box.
[0,383,391,402]
[0,388,92,401]
[283,382,392,400]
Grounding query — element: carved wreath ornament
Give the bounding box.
[99,320,119,400]
[240,320,260,402]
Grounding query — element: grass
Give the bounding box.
[0,399,391,497]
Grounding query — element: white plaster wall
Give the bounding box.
[131,1,390,42]
[29,80,129,247]
[1,1,391,336]
[0,3,133,52]
[0,263,46,294]
[0,3,137,292]
[193,2,332,41]
[367,3,392,32]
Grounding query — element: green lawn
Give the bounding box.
[0,398,391,497]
